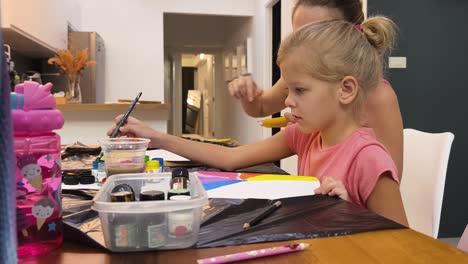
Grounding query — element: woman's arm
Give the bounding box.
[366,81,404,179]
[366,173,408,226]
[229,76,289,117]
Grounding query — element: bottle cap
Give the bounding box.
[167,189,190,199]
[152,158,164,168]
[171,168,189,178]
[169,195,191,201]
[140,190,165,201]
[79,175,96,184]
[110,191,134,202]
[111,183,135,200]
[92,160,99,169]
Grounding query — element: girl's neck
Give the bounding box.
[320,116,360,149]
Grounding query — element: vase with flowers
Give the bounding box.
[48,49,95,103]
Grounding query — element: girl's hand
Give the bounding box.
[314,177,349,201]
[107,115,159,147]
[228,74,263,102]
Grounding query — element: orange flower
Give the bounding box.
[48,49,96,74]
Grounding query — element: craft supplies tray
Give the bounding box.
[91,173,208,252]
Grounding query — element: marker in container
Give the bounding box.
[110,191,137,248]
[140,190,167,248]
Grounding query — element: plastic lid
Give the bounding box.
[172,168,189,178]
[111,183,135,199]
[152,158,164,167]
[140,190,165,201]
[169,195,191,201]
[110,191,134,202]
[11,81,64,132]
[167,189,190,199]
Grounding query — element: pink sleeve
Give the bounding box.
[347,144,399,206]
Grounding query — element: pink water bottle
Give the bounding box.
[11,81,65,258]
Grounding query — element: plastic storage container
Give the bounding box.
[98,138,150,177]
[12,81,65,258]
[92,173,208,252]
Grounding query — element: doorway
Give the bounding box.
[164,13,252,139]
[181,53,215,138]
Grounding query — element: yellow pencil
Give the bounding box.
[259,116,289,128]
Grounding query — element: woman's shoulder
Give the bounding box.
[368,79,398,106]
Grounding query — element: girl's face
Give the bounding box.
[292,6,344,32]
[281,52,341,134]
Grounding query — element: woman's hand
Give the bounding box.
[107,115,159,147]
[228,74,263,102]
[314,177,349,201]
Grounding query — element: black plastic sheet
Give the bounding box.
[196,195,405,248]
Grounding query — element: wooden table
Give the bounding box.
[22,229,468,264]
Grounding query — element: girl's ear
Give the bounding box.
[338,76,359,105]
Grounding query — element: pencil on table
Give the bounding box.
[196,243,309,264]
[243,201,282,229]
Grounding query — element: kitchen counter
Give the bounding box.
[56,103,171,144]
[57,103,170,112]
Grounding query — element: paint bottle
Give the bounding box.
[140,190,167,248]
[110,191,138,249]
[145,160,160,173]
[152,158,164,172]
[96,160,106,183]
[168,195,194,239]
[168,168,190,199]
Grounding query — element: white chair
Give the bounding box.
[457,224,468,252]
[400,128,455,238]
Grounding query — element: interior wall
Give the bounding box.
[369,0,468,238]
[77,0,255,104]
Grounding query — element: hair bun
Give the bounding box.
[361,16,397,55]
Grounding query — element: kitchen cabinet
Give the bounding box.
[1,0,81,58]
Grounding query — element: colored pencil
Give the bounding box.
[243,200,282,229]
[196,243,309,264]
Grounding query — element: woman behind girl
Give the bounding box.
[108,16,408,225]
[228,0,404,179]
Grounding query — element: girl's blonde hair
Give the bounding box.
[277,16,397,108]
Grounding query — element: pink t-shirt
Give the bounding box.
[284,124,398,207]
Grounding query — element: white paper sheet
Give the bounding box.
[206,180,320,199]
[146,149,190,162]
